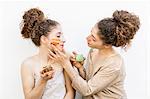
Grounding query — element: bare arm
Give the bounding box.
[49,46,120,96]
[63,70,75,99]
[63,61,120,96]
[21,61,53,99]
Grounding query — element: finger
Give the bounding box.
[40,69,47,74]
[40,68,49,74]
[81,61,84,65]
[72,51,77,55]
[51,44,59,51]
[54,49,66,58]
[72,61,77,66]
[70,57,76,62]
[48,75,53,79]
[47,71,54,79]
[58,50,67,57]
[43,72,49,77]
[51,45,67,59]
[71,51,77,59]
[40,70,43,74]
[51,45,64,56]
[54,49,61,56]
[70,53,76,59]
[47,66,53,71]
[48,54,55,60]
[48,71,54,76]
[51,45,61,55]
[48,49,57,58]
[40,73,45,78]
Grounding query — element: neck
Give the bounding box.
[38,45,49,64]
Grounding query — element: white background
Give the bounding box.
[0,0,149,99]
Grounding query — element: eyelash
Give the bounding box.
[57,35,60,38]
[91,35,96,41]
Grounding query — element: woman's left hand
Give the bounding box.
[48,45,70,67]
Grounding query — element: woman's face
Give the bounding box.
[46,24,65,51]
[86,24,104,49]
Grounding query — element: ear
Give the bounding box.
[40,35,49,44]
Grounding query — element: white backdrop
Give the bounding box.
[0,1,149,99]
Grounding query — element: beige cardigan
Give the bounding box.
[65,50,127,99]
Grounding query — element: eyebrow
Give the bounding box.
[57,32,62,34]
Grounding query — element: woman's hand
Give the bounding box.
[40,66,54,81]
[70,52,84,69]
[48,45,70,67]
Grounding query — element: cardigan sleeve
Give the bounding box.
[71,61,121,96]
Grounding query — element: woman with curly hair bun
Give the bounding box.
[48,10,140,99]
[20,8,74,99]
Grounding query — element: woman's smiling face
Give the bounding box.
[45,24,65,51]
[86,24,104,49]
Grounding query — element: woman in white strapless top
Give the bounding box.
[20,8,74,99]
[34,62,66,99]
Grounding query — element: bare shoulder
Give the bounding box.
[21,56,38,90]
[21,55,38,70]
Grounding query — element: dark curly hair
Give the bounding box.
[21,8,59,46]
[97,10,140,48]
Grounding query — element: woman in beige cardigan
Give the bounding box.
[48,10,140,99]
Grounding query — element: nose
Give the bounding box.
[86,36,88,40]
[86,35,90,40]
[60,35,66,43]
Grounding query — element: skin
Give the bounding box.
[48,23,117,92]
[21,24,74,99]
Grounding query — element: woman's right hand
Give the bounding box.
[40,66,54,81]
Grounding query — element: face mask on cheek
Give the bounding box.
[50,38,61,45]
[48,38,63,52]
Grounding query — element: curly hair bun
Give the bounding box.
[21,8,44,38]
[112,10,140,47]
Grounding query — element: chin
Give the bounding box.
[88,44,96,49]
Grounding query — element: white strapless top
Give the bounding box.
[34,63,66,99]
